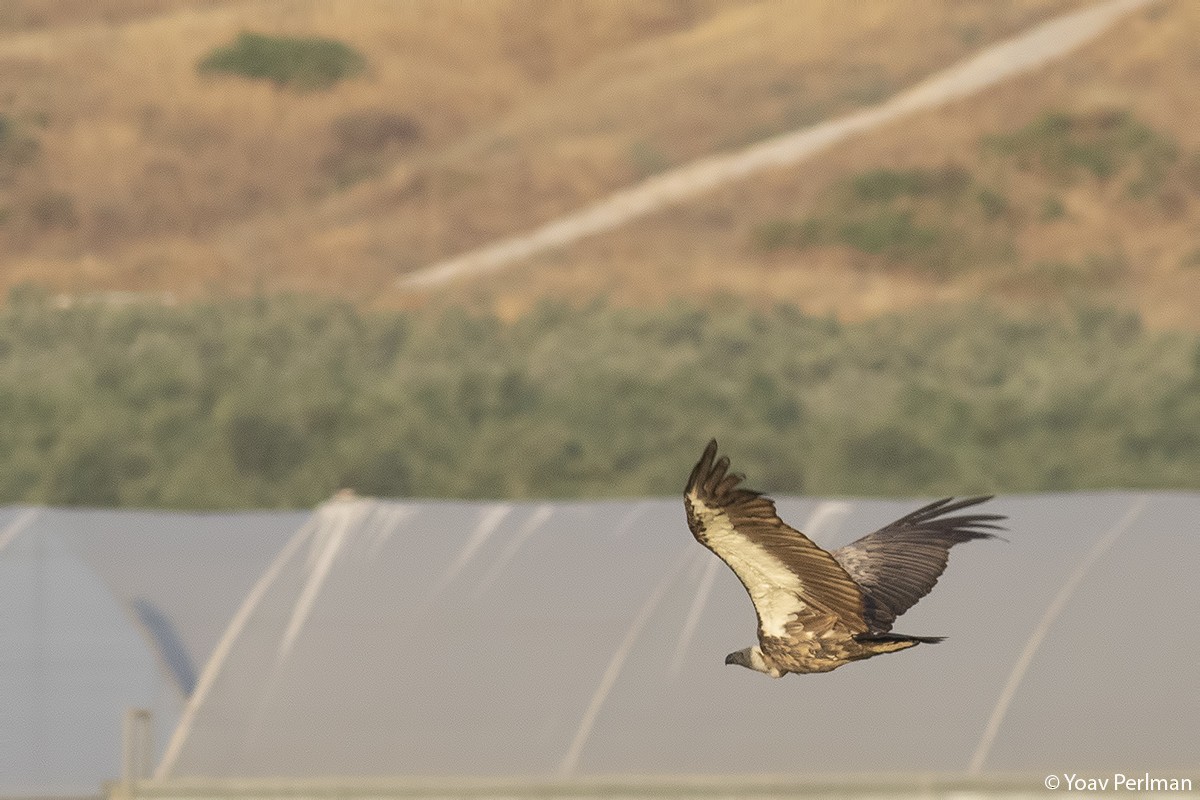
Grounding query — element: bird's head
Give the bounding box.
[720,642,758,671]
[724,645,774,675]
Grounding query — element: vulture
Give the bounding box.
[683,439,1003,677]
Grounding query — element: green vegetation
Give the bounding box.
[1040,194,1066,221]
[836,209,942,257]
[752,217,825,251]
[1017,251,1127,291]
[0,112,39,174]
[752,109,1198,284]
[1,296,1197,509]
[850,166,971,203]
[198,32,366,90]
[983,109,1177,186]
[29,192,77,230]
[975,187,1009,220]
[753,165,1006,277]
[629,140,672,178]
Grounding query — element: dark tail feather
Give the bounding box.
[856,632,945,645]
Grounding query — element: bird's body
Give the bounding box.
[684,440,1003,677]
[734,626,935,678]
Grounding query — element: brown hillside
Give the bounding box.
[0,0,749,290]
[9,0,1197,331]
[398,0,1200,330]
[1,0,1089,304]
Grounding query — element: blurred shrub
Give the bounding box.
[836,209,942,257]
[975,187,1009,220]
[851,166,971,203]
[842,425,951,493]
[1039,195,1066,221]
[29,192,77,229]
[0,113,39,174]
[1023,251,1127,291]
[222,407,308,479]
[984,109,1177,185]
[629,140,671,177]
[330,111,421,152]
[753,164,1007,277]
[753,218,824,251]
[198,32,366,90]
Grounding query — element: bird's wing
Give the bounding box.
[684,440,867,638]
[832,496,1005,633]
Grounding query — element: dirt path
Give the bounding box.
[398,0,1156,290]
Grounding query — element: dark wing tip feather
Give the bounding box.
[686,439,720,494]
[687,440,755,505]
[704,455,732,494]
[715,472,743,497]
[902,495,996,521]
[833,495,1005,632]
[891,495,1007,540]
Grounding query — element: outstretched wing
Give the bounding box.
[832,496,1005,633]
[684,440,867,638]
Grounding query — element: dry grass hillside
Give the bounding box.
[436,0,1200,329]
[0,0,228,32]
[5,0,1197,329]
[1,0,747,285]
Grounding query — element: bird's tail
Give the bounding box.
[859,633,940,652]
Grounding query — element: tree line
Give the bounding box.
[1,293,1196,508]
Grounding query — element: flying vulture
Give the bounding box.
[683,439,1003,677]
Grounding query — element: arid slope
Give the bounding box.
[9,0,1198,330]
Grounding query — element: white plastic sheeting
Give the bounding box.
[1,493,1196,796]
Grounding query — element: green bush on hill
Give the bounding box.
[754,164,999,277]
[850,166,972,203]
[198,32,366,90]
[0,295,1198,509]
[0,112,39,176]
[983,110,1177,185]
